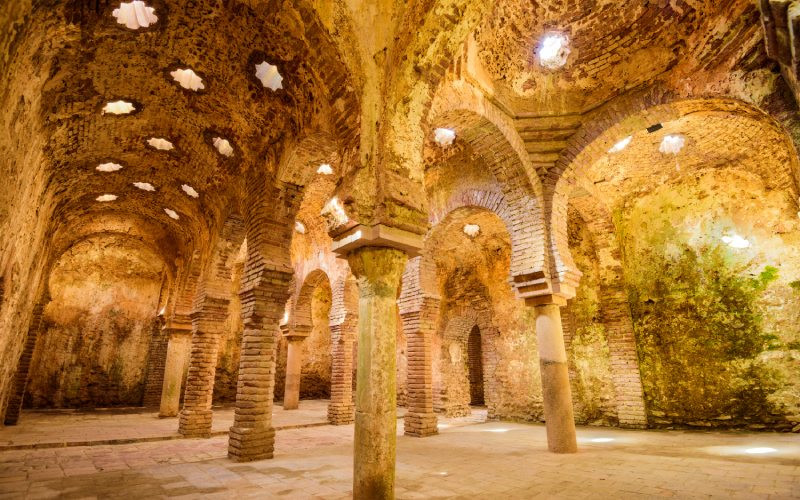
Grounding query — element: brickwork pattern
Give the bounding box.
[3,296,47,425]
[327,275,357,425]
[142,318,168,408]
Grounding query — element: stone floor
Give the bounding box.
[0,401,336,450]
[0,403,797,499]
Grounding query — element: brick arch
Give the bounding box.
[548,95,800,301]
[426,81,548,297]
[289,269,332,334]
[276,132,342,189]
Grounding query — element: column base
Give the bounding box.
[328,403,355,425]
[178,409,213,438]
[228,426,276,462]
[404,412,438,437]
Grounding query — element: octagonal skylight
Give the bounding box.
[96,194,117,202]
[255,62,283,91]
[170,68,204,91]
[133,182,155,191]
[102,101,135,115]
[659,134,685,155]
[463,224,480,238]
[317,163,333,175]
[181,184,199,198]
[147,137,173,151]
[164,208,180,220]
[97,162,124,172]
[434,128,456,146]
[295,221,306,234]
[538,33,570,69]
[212,137,234,157]
[112,1,158,30]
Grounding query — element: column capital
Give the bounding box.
[331,224,423,258]
[525,294,568,308]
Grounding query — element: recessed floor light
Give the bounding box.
[317,163,333,175]
[212,137,233,157]
[112,1,157,30]
[96,194,117,202]
[181,184,199,198]
[255,61,283,91]
[102,101,135,115]
[745,447,777,454]
[538,33,570,69]
[97,162,123,172]
[147,137,173,150]
[434,128,456,146]
[133,182,155,191]
[164,208,179,220]
[590,437,615,443]
[171,68,204,91]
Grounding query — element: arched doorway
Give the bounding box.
[467,325,484,406]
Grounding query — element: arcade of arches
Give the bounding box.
[1,1,800,498]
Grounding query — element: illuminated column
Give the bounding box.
[159,327,192,417]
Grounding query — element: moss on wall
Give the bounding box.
[619,170,800,429]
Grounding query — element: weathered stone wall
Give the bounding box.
[212,262,244,405]
[620,170,800,430]
[25,236,164,408]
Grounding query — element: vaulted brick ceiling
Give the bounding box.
[22,0,356,258]
[474,0,760,114]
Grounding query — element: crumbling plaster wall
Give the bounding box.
[25,236,164,408]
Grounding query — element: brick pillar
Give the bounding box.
[328,319,356,424]
[4,296,48,425]
[282,335,306,410]
[159,327,192,417]
[178,295,230,437]
[531,300,578,453]
[348,247,407,500]
[227,269,292,462]
[402,295,439,437]
[142,316,168,408]
[600,284,648,428]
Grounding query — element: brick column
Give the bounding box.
[227,269,293,462]
[347,247,407,500]
[282,333,307,410]
[4,296,48,425]
[402,295,439,437]
[531,300,577,453]
[178,295,230,437]
[328,319,356,424]
[600,285,648,428]
[142,316,168,408]
[159,327,192,417]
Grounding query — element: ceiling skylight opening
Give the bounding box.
[164,208,180,220]
[608,135,632,154]
[255,61,283,91]
[96,194,117,202]
[463,224,480,238]
[96,162,123,172]
[212,137,234,157]
[538,33,570,69]
[112,1,158,30]
[317,163,333,175]
[147,137,173,151]
[295,221,306,234]
[721,234,751,249]
[171,68,205,91]
[181,184,199,198]
[133,182,155,191]
[434,128,456,147]
[322,196,349,227]
[659,134,686,155]
[102,101,135,115]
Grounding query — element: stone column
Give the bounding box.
[227,269,292,462]
[282,334,306,410]
[533,302,577,453]
[4,296,48,425]
[402,295,439,437]
[347,247,407,500]
[159,327,192,417]
[328,320,355,424]
[178,295,229,437]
